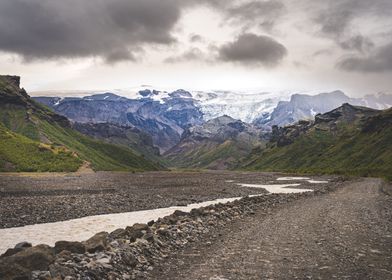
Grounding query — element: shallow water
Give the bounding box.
[238,183,314,194]
[0,182,314,254]
[276,177,328,184]
[276,177,311,181]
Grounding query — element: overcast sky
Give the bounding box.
[0,0,391,96]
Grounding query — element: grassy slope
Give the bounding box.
[0,106,161,172]
[0,122,82,172]
[243,112,392,180]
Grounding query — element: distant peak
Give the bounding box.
[169,89,192,98]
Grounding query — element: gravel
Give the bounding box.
[0,171,333,228]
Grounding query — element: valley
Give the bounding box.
[1,75,392,279]
[1,172,391,279]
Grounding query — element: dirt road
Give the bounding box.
[152,178,392,279]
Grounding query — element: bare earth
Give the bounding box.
[151,178,392,280]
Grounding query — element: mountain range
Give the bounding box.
[0,76,162,172]
[1,75,391,178]
[32,88,391,153]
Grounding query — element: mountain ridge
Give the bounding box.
[0,75,162,172]
[242,103,392,180]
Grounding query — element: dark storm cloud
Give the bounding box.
[337,42,392,73]
[218,33,287,67]
[0,0,182,62]
[226,1,285,32]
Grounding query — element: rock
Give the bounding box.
[109,228,127,239]
[84,232,108,253]
[126,224,149,242]
[0,245,54,280]
[121,253,137,268]
[1,242,32,258]
[15,242,32,250]
[144,233,155,242]
[54,241,86,254]
[173,210,188,217]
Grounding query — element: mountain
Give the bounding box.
[164,115,265,170]
[0,75,162,172]
[253,91,392,127]
[72,122,160,161]
[193,90,289,123]
[33,90,203,152]
[242,103,392,180]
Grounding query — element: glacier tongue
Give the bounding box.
[192,90,291,123]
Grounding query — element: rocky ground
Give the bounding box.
[0,171,332,228]
[1,172,389,280]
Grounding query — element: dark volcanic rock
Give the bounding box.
[0,245,54,280]
[84,232,108,253]
[54,241,85,254]
[126,223,149,242]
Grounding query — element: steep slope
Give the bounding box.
[0,75,161,172]
[72,122,161,161]
[243,104,392,179]
[165,116,265,169]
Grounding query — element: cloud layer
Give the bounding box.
[337,43,392,72]
[218,33,287,67]
[0,0,181,62]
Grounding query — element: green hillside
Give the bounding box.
[0,122,81,172]
[242,105,392,180]
[0,75,162,172]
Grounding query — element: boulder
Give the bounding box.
[54,241,86,254]
[0,244,54,279]
[109,228,127,239]
[126,224,149,242]
[1,242,32,258]
[84,232,108,253]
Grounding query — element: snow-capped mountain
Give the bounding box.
[32,87,392,152]
[254,91,392,127]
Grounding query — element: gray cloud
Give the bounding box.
[218,33,287,67]
[0,0,182,62]
[164,48,206,63]
[226,1,285,32]
[189,34,204,43]
[313,0,392,52]
[337,42,392,73]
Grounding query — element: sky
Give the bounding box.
[0,0,392,97]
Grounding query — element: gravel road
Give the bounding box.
[152,178,392,279]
